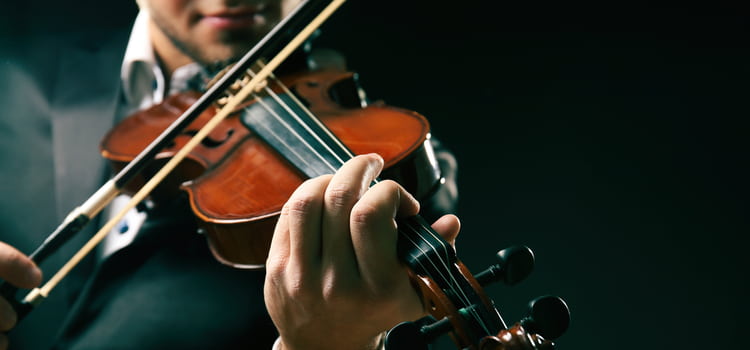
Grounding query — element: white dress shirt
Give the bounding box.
[99,9,205,260]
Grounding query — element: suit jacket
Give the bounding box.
[0,28,276,350]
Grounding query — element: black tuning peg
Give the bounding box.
[385,316,452,350]
[520,295,570,340]
[474,245,535,286]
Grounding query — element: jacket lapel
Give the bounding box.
[50,32,127,223]
[47,31,129,303]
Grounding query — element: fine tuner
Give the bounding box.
[384,246,570,350]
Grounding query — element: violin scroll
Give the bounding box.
[385,246,570,350]
[479,295,570,350]
[478,323,555,350]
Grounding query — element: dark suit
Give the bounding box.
[0,28,277,349]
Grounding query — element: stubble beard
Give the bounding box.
[152,18,265,76]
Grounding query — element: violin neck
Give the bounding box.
[396,215,506,342]
[237,69,508,346]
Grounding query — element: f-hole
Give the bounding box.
[178,128,236,148]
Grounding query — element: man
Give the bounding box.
[0,0,459,349]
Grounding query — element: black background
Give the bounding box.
[2,1,749,349]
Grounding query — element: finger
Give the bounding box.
[272,176,332,271]
[350,180,418,287]
[430,214,461,246]
[0,296,16,332]
[320,154,384,277]
[349,180,425,320]
[0,242,42,289]
[0,333,7,350]
[267,205,291,269]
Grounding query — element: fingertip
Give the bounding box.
[365,152,384,166]
[402,192,420,217]
[362,153,384,175]
[431,214,461,245]
[447,214,461,231]
[25,264,42,289]
[14,258,42,289]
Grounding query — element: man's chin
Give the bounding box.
[190,43,250,67]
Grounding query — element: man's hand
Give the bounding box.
[264,154,460,350]
[0,241,42,350]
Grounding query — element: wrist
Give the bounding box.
[278,332,386,350]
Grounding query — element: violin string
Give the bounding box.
[249,93,340,173]
[403,218,491,334]
[249,81,455,289]
[255,61,356,163]
[248,64,354,169]
[242,69,492,333]
[264,74,494,333]
[399,226,492,335]
[244,69,490,331]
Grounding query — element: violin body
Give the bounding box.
[100,69,444,268]
[100,65,569,350]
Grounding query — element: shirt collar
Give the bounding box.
[120,10,204,112]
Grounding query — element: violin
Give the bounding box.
[1,1,570,348]
[102,65,570,349]
[99,68,444,267]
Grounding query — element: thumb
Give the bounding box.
[0,242,42,289]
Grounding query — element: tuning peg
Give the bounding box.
[385,315,452,350]
[520,295,570,340]
[474,245,535,286]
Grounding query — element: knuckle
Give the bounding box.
[320,272,357,302]
[280,176,330,216]
[350,202,380,226]
[264,254,288,277]
[282,194,318,217]
[325,183,358,209]
[284,274,316,302]
[270,258,319,302]
[373,180,402,202]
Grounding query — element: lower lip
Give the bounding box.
[201,14,260,30]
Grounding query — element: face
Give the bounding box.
[140,0,302,69]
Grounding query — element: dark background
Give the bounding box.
[2,1,748,349]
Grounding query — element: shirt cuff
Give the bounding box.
[272,337,282,350]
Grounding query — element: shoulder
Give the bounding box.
[1,26,130,88]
